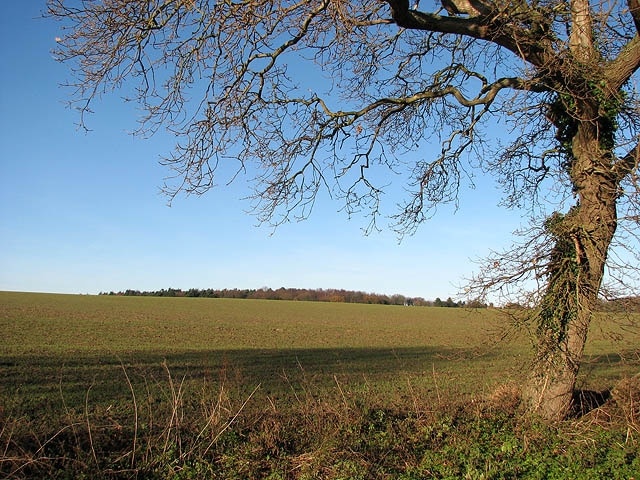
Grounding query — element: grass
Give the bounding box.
[1,291,639,479]
[0,291,499,352]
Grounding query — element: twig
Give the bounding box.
[33,422,84,456]
[202,383,261,457]
[58,364,79,447]
[183,382,228,459]
[85,377,98,468]
[162,360,187,456]
[334,375,350,410]
[432,363,441,405]
[119,360,138,469]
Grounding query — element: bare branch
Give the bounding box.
[604,36,640,94]
[384,0,556,67]
[614,141,640,182]
[630,0,640,34]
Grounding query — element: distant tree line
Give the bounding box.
[99,287,488,308]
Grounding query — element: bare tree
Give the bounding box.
[48,0,639,420]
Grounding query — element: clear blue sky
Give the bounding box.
[0,2,524,299]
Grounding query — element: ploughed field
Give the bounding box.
[1,291,639,479]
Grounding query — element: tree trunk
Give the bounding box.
[526,103,619,421]
[526,288,595,421]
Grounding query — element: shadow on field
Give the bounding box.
[3,346,638,425]
[2,346,497,414]
[577,350,640,384]
[581,350,640,366]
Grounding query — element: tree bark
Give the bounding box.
[526,97,619,420]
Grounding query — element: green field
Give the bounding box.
[1,291,639,479]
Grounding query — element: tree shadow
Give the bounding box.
[2,346,498,415]
[571,388,611,417]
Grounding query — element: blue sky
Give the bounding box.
[0,2,524,299]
